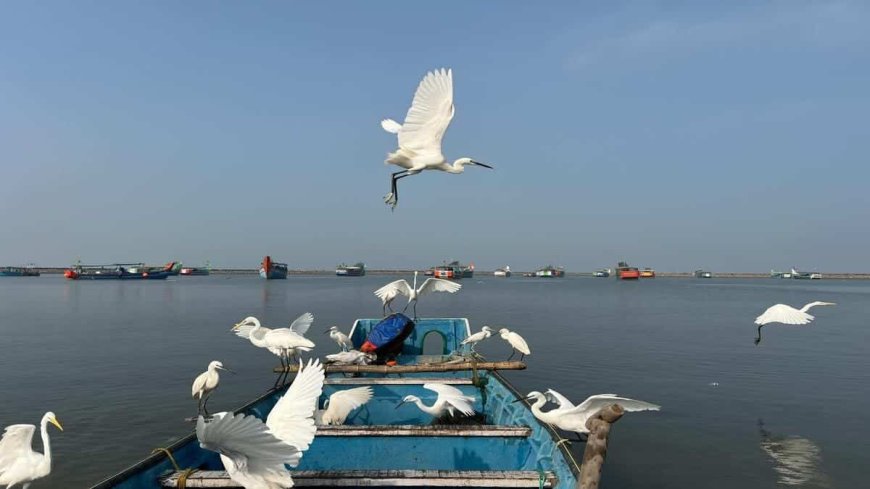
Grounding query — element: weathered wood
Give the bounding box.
[577,404,624,489]
[162,469,556,487]
[316,424,531,437]
[325,377,473,385]
[274,361,526,374]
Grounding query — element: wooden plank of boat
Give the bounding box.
[276,361,526,374]
[315,424,531,437]
[162,469,556,487]
[325,377,474,385]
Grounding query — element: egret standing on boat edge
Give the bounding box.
[191,360,233,417]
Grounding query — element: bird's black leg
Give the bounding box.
[413,301,418,319]
[197,395,203,416]
[202,392,211,417]
[507,349,516,361]
[754,325,763,346]
[274,355,286,389]
[385,170,409,208]
[520,353,525,362]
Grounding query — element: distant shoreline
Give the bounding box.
[20,268,870,279]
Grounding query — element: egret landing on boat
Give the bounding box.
[754,301,836,345]
[461,325,493,353]
[325,326,353,352]
[316,387,374,426]
[380,68,493,210]
[374,271,461,318]
[196,359,324,489]
[498,328,530,361]
[191,360,234,417]
[396,384,475,420]
[232,314,315,388]
[518,390,659,441]
[0,412,63,489]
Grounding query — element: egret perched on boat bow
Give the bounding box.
[325,326,353,352]
[315,387,374,426]
[461,326,493,352]
[191,360,234,417]
[196,359,324,489]
[518,390,659,439]
[0,412,63,489]
[233,313,316,387]
[380,68,492,209]
[498,328,530,361]
[754,301,836,345]
[374,271,461,318]
[396,384,475,419]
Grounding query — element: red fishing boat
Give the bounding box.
[616,261,640,280]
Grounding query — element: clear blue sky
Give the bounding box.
[1,1,868,271]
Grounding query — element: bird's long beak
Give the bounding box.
[395,400,407,410]
[471,161,493,169]
[50,417,64,431]
[231,322,242,331]
[323,330,332,335]
[218,366,236,374]
[513,396,533,404]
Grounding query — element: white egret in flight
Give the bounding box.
[380,68,493,209]
[754,301,836,345]
[324,350,376,366]
[315,387,374,426]
[498,328,530,361]
[396,384,475,419]
[519,390,659,440]
[233,314,316,387]
[191,360,234,417]
[196,359,324,489]
[461,326,493,352]
[374,271,462,318]
[325,326,353,352]
[0,412,63,489]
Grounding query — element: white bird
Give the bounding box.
[192,360,234,417]
[461,326,493,352]
[498,328,530,361]
[754,301,836,345]
[233,314,316,387]
[315,387,374,426]
[520,390,659,438]
[374,271,461,318]
[324,326,353,352]
[396,383,475,419]
[0,412,63,489]
[324,350,376,366]
[380,68,492,209]
[196,358,324,489]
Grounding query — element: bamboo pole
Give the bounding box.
[273,361,526,374]
[578,404,624,489]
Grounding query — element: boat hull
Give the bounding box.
[0,267,40,277]
[259,256,288,279]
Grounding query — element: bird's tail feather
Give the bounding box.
[381,119,402,134]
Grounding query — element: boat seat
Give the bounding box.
[325,377,474,385]
[161,469,557,487]
[315,424,531,437]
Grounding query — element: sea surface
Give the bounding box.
[1,274,867,488]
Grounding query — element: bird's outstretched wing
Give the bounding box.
[800,301,836,313]
[755,305,813,325]
[196,413,297,483]
[570,394,660,416]
[266,359,325,455]
[398,68,455,156]
[418,278,462,296]
[374,280,413,301]
[289,313,314,336]
[381,119,402,134]
[0,424,36,471]
[234,324,270,341]
[545,389,576,409]
[424,383,475,416]
[323,387,374,425]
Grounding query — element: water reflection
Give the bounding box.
[758,420,831,487]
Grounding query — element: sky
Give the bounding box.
[1,1,868,272]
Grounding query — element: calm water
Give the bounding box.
[1,274,868,488]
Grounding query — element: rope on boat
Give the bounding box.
[151,447,197,488]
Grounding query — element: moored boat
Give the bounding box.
[533,265,565,278]
[336,262,366,276]
[693,269,713,278]
[162,261,183,276]
[180,262,210,276]
[639,268,656,278]
[259,255,288,279]
[89,317,622,489]
[494,266,511,277]
[592,268,611,278]
[616,261,640,280]
[0,265,40,277]
[64,263,170,280]
[791,267,821,280]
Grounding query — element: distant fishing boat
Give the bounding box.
[180,262,210,276]
[336,262,366,276]
[64,263,170,280]
[770,269,793,279]
[616,261,640,280]
[593,268,611,278]
[0,265,40,277]
[494,266,512,277]
[259,255,288,279]
[163,261,183,276]
[534,265,565,278]
[693,269,713,278]
[639,268,656,278]
[791,267,821,280]
[91,316,625,489]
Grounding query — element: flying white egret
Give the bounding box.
[324,350,376,366]
[233,314,316,387]
[380,68,493,209]
[461,326,493,352]
[324,326,353,352]
[396,383,475,419]
[754,301,836,345]
[315,387,374,426]
[0,412,63,489]
[374,271,462,318]
[196,359,324,489]
[518,390,659,439]
[192,360,234,417]
[498,328,530,361]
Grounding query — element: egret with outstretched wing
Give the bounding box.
[396,383,475,419]
[519,391,659,437]
[754,301,835,345]
[316,387,374,426]
[0,412,63,489]
[374,271,461,318]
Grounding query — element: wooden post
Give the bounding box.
[577,404,624,489]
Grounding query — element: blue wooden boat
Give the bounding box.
[259,255,288,279]
[90,317,626,488]
[0,265,40,277]
[64,264,171,280]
